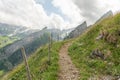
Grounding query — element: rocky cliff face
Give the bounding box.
[65,21,87,39]
[95,10,113,24]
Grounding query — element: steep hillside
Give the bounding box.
[2,41,65,80]
[95,10,113,24]
[64,10,113,40]
[0,32,50,71]
[68,13,120,79]
[0,26,72,72]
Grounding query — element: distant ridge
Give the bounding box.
[64,21,87,39]
[0,22,38,38]
[64,10,113,40]
[95,10,113,24]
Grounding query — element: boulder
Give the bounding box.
[90,49,104,60]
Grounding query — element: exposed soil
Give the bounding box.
[58,43,79,80]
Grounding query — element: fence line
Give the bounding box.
[21,47,32,80]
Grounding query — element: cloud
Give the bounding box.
[52,0,120,27]
[52,0,84,26]
[72,0,120,25]
[98,0,120,13]
[49,13,66,29]
[73,0,101,24]
[0,0,74,30]
[0,0,51,29]
[0,0,120,30]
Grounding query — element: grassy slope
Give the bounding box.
[68,13,120,79]
[2,41,65,80]
[0,36,17,48]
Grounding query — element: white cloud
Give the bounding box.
[0,0,50,29]
[98,0,120,13]
[0,0,74,30]
[52,0,84,26]
[52,0,120,25]
[0,0,84,30]
[72,0,120,25]
[49,13,66,29]
[0,0,120,30]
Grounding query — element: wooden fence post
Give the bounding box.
[48,33,52,64]
[21,47,32,80]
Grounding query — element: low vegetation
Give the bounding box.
[0,36,17,48]
[2,41,65,80]
[68,13,120,79]
[0,70,4,77]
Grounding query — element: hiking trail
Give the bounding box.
[58,42,79,80]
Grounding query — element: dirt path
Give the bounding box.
[58,43,79,80]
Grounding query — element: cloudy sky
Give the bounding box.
[0,0,120,30]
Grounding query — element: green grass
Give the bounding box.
[68,13,120,79]
[0,70,4,77]
[2,41,65,80]
[0,36,18,48]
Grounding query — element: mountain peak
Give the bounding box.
[95,10,113,24]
